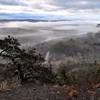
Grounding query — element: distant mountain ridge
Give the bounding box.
[0,19,71,22]
[35,32,100,63]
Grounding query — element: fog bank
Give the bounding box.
[0,21,100,47]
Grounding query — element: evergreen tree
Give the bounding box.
[0,35,54,84]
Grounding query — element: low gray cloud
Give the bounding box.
[50,0,100,10]
[0,0,100,11]
[0,0,25,6]
[0,0,100,20]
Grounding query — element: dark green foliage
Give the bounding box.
[55,63,67,85]
[50,42,66,54]
[0,35,21,58]
[0,35,55,84]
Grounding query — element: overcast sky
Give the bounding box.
[0,0,100,20]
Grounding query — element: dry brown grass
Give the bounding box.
[0,81,12,91]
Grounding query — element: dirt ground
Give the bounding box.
[0,83,100,100]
